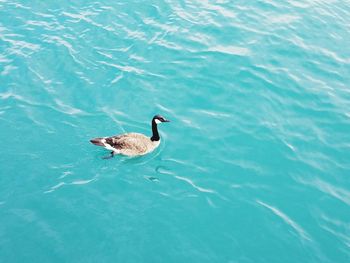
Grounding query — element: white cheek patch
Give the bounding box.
[155,119,162,124]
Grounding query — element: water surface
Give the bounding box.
[1,0,350,262]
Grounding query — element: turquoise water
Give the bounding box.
[1,0,350,262]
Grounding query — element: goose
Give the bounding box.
[90,115,170,158]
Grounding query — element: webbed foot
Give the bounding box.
[102,151,115,159]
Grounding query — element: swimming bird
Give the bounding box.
[90,115,170,158]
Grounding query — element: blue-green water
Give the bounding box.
[1,0,350,262]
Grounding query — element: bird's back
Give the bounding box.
[107,133,159,156]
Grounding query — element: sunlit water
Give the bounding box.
[1,0,350,262]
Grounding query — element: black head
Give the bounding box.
[153,115,170,124]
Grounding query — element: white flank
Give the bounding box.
[102,140,120,153]
[105,145,120,153]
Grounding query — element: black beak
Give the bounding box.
[163,119,170,122]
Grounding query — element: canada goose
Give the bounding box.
[90,115,170,158]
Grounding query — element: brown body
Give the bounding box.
[90,133,160,156]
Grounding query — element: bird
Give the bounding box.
[90,115,170,158]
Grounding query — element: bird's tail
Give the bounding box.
[90,137,105,146]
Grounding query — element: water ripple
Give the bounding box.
[208,45,251,56]
[54,99,86,116]
[98,60,145,75]
[44,177,97,194]
[174,175,215,194]
[257,200,311,241]
[297,177,350,206]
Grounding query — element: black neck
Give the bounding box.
[151,120,160,141]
